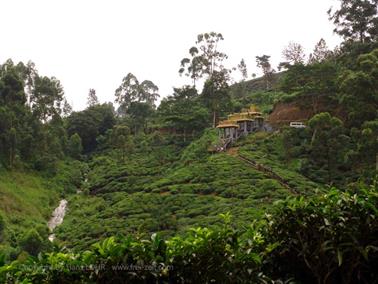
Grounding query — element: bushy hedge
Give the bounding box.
[0,221,268,283]
[265,181,378,284]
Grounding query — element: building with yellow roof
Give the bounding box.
[216,105,265,142]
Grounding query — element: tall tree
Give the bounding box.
[179,47,203,87]
[304,112,351,184]
[0,63,27,105]
[231,59,249,98]
[67,103,116,152]
[0,62,28,168]
[338,48,378,126]
[282,42,306,64]
[115,73,159,113]
[256,55,275,90]
[115,73,140,110]
[328,0,378,42]
[179,32,231,128]
[87,88,99,107]
[67,133,83,159]
[195,32,228,77]
[308,38,332,64]
[237,58,248,81]
[62,99,72,117]
[127,102,154,133]
[179,32,228,86]
[31,76,64,122]
[139,80,159,107]
[158,86,208,140]
[201,70,231,128]
[0,59,69,171]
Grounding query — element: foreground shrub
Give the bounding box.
[265,181,378,284]
[0,223,267,283]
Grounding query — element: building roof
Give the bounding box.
[235,118,254,122]
[216,120,240,128]
[217,105,263,128]
[216,124,240,129]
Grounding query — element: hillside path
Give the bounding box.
[226,147,298,195]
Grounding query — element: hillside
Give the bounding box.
[54,130,320,250]
[268,93,347,125]
[0,171,60,256]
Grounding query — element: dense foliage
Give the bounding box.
[0,60,68,172]
[267,181,378,284]
[1,182,377,283]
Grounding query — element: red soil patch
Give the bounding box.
[268,95,347,126]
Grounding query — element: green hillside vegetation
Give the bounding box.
[0,159,86,258]
[1,1,378,282]
[231,90,286,115]
[0,171,59,257]
[236,132,319,191]
[55,129,318,251]
[2,182,377,283]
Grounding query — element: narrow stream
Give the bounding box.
[47,199,68,242]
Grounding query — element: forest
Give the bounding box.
[0,0,378,283]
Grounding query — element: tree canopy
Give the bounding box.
[328,0,378,42]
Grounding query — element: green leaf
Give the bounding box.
[337,249,343,266]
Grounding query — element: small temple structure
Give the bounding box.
[216,105,265,142]
[213,106,267,151]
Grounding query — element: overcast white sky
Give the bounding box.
[1,0,342,110]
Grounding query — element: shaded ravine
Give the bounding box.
[47,199,68,242]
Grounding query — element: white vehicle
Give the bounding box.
[289,121,306,128]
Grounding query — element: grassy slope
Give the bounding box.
[0,171,60,249]
[56,131,320,251]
